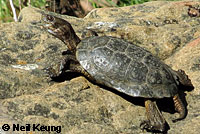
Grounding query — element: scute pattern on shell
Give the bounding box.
[76,36,178,98]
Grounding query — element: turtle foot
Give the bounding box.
[140,120,153,131]
[140,120,168,133]
[43,65,62,78]
[143,100,169,133]
[44,56,69,78]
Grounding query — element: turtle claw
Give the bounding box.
[172,112,186,123]
[43,62,65,78]
[172,118,179,123]
[140,120,168,133]
[43,67,61,78]
[140,120,153,131]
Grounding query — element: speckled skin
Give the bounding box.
[77,36,178,98]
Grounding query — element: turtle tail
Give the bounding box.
[172,94,186,122]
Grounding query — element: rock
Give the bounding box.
[165,37,200,134]
[19,1,200,60]
[0,1,199,134]
[0,21,65,98]
[1,77,144,134]
[79,1,200,59]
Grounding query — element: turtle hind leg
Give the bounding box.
[172,94,186,122]
[140,99,168,133]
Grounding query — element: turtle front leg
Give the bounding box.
[45,54,78,78]
[44,53,93,80]
[68,63,93,80]
[140,99,167,132]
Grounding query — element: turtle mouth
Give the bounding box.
[45,25,62,38]
[42,22,56,35]
[47,29,57,35]
[44,23,53,27]
[41,14,59,36]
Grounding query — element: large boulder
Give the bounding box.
[0,1,199,133]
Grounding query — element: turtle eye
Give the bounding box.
[46,15,54,22]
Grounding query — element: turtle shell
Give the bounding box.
[76,36,179,98]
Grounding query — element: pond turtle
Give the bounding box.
[42,14,193,133]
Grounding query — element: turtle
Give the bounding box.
[41,14,193,133]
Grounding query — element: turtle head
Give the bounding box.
[176,69,194,90]
[42,14,80,54]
